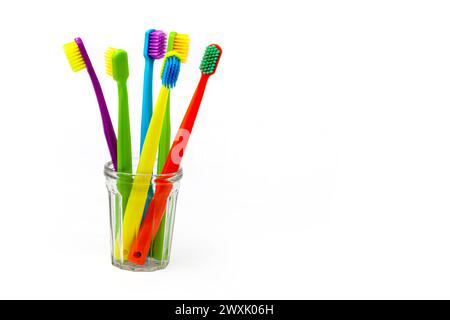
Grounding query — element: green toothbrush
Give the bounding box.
[152,32,190,260]
[106,48,133,219]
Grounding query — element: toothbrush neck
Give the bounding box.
[184,75,209,123]
[117,81,128,103]
[190,73,209,112]
[117,79,127,86]
[162,74,210,174]
[76,40,94,70]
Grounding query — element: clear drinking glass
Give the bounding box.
[104,159,183,272]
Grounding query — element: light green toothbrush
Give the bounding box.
[157,32,190,173]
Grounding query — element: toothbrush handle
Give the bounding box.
[76,38,118,170]
[151,90,172,260]
[140,59,154,153]
[128,75,210,264]
[88,69,118,170]
[117,81,132,174]
[140,58,155,224]
[164,75,208,173]
[128,183,173,263]
[157,93,171,173]
[117,81,133,221]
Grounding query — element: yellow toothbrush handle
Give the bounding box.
[114,86,170,260]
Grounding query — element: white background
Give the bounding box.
[0,0,450,299]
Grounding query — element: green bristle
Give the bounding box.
[200,45,221,75]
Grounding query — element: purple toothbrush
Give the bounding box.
[64,37,118,170]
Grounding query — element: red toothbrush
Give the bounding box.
[128,44,222,264]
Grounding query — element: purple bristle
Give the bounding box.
[148,30,167,59]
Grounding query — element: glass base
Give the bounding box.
[112,257,169,272]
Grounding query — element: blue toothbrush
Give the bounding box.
[140,29,167,223]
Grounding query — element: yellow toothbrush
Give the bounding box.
[114,51,182,260]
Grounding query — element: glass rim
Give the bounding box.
[103,160,183,181]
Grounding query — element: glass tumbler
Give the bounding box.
[104,159,183,272]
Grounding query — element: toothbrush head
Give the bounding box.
[105,47,117,77]
[63,39,86,72]
[167,32,190,63]
[144,29,167,59]
[105,48,129,82]
[200,44,222,75]
[160,51,181,89]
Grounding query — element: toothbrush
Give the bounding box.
[63,37,118,170]
[157,32,190,172]
[114,52,182,260]
[105,48,133,214]
[140,29,167,152]
[140,29,167,222]
[152,32,190,260]
[128,44,223,265]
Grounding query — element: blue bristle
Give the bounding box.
[162,55,181,88]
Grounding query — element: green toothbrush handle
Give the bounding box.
[158,93,171,173]
[152,93,171,260]
[117,81,133,213]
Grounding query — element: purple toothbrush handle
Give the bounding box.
[75,38,118,170]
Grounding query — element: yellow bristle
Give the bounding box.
[63,41,86,72]
[173,34,190,63]
[104,47,118,77]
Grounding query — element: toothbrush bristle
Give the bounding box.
[172,34,190,63]
[199,44,222,75]
[63,41,86,72]
[161,52,181,89]
[148,30,167,59]
[104,47,117,77]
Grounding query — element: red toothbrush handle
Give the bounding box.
[163,75,208,173]
[128,183,172,263]
[128,75,209,264]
